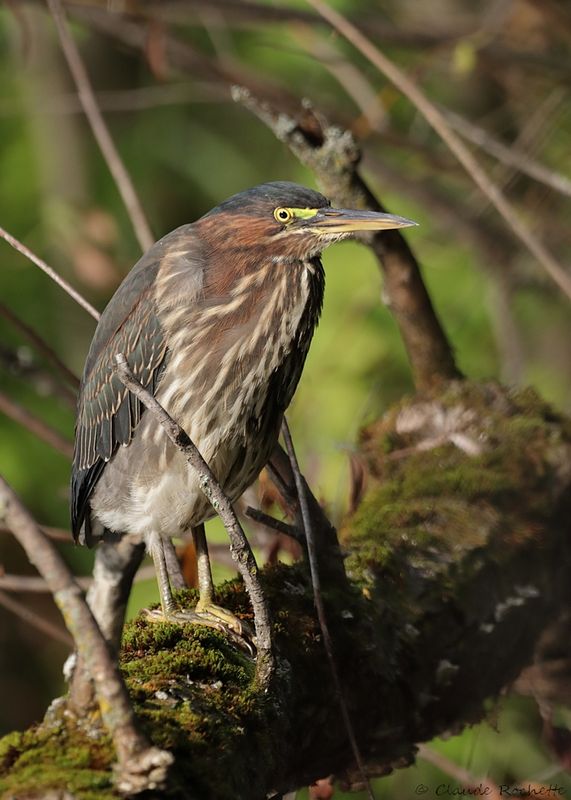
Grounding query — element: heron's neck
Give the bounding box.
[157,256,324,413]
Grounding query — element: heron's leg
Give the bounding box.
[193,523,214,608]
[145,528,254,653]
[149,532,176,615]
[192,523,254,637]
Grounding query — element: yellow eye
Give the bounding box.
[274,207,293,224]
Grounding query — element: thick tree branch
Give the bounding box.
[1,381,569,798]
[0,475,173,795]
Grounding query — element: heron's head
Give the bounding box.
[200,181,417,263]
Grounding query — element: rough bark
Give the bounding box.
[1,380,570,799]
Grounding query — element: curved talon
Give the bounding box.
[143,606,256,658]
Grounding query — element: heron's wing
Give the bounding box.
[71,226,201,542]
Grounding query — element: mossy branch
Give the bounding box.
[0,476,173,796]
[1,381,570,799]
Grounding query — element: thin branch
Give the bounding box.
[0,225,99,320]
[305,0,571,302]
[0,391,74,459]
[47,0,154,253]
[75,1,480,48]
[364,154,511,263]
[269,442,346,568]
[72,6,303,117]
[417,744,498,794]
[470,89,564,217]
[0,588,73,647]
[442,105,571,201]
[281,418,375,800]
[0,474,173,793]
[244,506,303,543]
[0,572,90,592]
[0,83,226,116]
[0,344,76,409]
[0,564,173,593]
[0,523,71,543]
[292,26,387,134]
[0,302,80,390]
[265,460,297,510]
[113,353,274,688]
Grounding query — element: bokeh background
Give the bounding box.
[1,1,570,797]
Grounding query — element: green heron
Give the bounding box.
[71,182,415,642]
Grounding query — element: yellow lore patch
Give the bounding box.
[291,207,319,219]
[273,207,319,224]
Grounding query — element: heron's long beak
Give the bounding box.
[309,207,417,233]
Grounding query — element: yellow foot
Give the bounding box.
[143,605,255,657]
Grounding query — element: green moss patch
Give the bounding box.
[0,714,114,800]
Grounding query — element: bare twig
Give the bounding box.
[471,90,564,217]
[0,83,225,116]
[1,523,71,543]
[0,302,80,390]
[361,156,526,380]
[75,1,478,48]
[0,225,99,320]
[0,391,74,458]
[364,154,512,264]
[0,474,173,793]
[47,0,154,252]
[281,418,375,800]
[0,571,90,592]
[269,443,345,567]
[0,345,76,409]
[292,26,387,134]
[442,106,571,201]
[305,0,571,302]
[0,588,73,646]
[0,564,166,593]
[417,744,498,794]
[265,460,297,510]
[234,86,460,390]
[113,353,274,688]
[72,6,303,116]
[244,506,303,543]
[487,275,525,384]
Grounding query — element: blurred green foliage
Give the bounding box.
[0,1,570,795]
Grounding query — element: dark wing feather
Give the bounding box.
[71,224,206,543]
[71,283,168,542]
[70,227,192,543]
